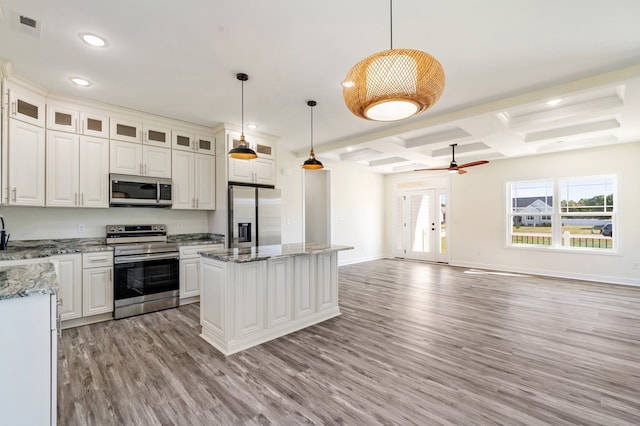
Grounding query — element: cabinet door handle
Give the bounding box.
[196,198,199,208]
[139,163,143,174]
[192,198,195,208]
[81,119,85,134]
[75,192,78,206]
[11,101,16,116]
[109,269,113,283]
[81,193,84,206]
[145,164,148,175]
[11,188,16,202]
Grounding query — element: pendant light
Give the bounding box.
[302,100,324,170]
[228,73,257,160]
[342,0,445,122]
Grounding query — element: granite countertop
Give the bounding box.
[0,262,59,300]
[168,233,225,246]
[0,233,225,261]
[200,243,354,263]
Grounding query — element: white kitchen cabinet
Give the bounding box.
[294,254,315,320]
[179,244,223,299]
[80,110,110,138]
[266,257,293,328]
[110,140,171,178]
[47,102,111,140]
[143,145,172,178]
[110,117,142,143]
[7,119,46,206]
[47,102,79,133]
[50,254,83,321]
[143,121,172,148]
[82,252,114,316]
[0,293,57,426]
[79,136,110,207]
[227,133,276,185]
[6,82,46,127]
[316,252,338,313]
[172,129,215,155]
[47,131,109,208]
[172,150,215,210]
[234,261,266,339]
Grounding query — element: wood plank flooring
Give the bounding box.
[58,259,640,425]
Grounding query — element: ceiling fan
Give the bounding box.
[415,143,489,174]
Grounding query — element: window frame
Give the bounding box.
[506,175,617,253]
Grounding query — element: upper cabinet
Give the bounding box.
[7,119,46,206]
[172,129,215,155]
[110,117,142,143]
[7,82,46,127]
[227,132,276,186]
[143,121,172,148]
[47,102,110,138]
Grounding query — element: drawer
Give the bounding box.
[82,251,113,268]
[180,244,223,259]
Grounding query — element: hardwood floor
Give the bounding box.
[58,259,640,425]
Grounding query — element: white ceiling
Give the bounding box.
[1,0,640,173]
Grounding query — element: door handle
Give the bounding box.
[156,181,160,203]
[12,188,16,202]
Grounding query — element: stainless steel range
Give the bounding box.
[107,224,180,319]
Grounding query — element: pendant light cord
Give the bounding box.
[310,104,314,150]
[390,0,393,50]
[241,79,245,138]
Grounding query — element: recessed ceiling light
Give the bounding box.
[70,77,92,87]
[79,33,107,47]
[247,123,257,129]
[346,146,353,152]
[546,98,562,106]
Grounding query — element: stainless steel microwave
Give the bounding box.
[109,174,172,207]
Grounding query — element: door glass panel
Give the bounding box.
[439,193,447,254]
[17,99,39,119]
[256,144,271,155]
[116,123,137,137]
[55,111,72,126]
[409,194,431,253]
[86,118,103,132]
[148,130,167,143]
[176,135,190,147]
[198,139,212,151]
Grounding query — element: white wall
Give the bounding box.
[0,207,209,240]
[276,149,386,265]
[447,142,640,286]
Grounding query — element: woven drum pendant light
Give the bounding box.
[342,0,445,122]
[302,100,323,170]
[228,73,257,160]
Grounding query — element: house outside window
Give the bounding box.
[507,175,615,250]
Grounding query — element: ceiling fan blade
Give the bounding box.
[458,160,489,168]
[458,169,468,175]
[414,167,451,172]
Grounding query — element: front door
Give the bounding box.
[394,190,447,262]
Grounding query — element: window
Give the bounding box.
[507,176,615,250]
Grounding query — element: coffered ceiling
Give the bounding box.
[1,0,639,173]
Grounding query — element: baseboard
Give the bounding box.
[449,260,640,287]
[338,254,386,266]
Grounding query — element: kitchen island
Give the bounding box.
[199,243,353,356]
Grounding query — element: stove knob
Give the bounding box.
[109,226,117,232]
[159,225,165,231]
[118,226,124,232]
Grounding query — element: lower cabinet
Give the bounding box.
[200,251,341,356]
[82,265,113,316]
[52,252,113,327]
[179,244,224,300]
[0,293,57,426]
[50,254,83,320]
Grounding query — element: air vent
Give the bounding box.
[12,11,41,37]
[20,15,37,28]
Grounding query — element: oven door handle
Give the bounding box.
[114,253,180,264]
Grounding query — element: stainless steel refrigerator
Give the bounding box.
[228,185,282,248]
